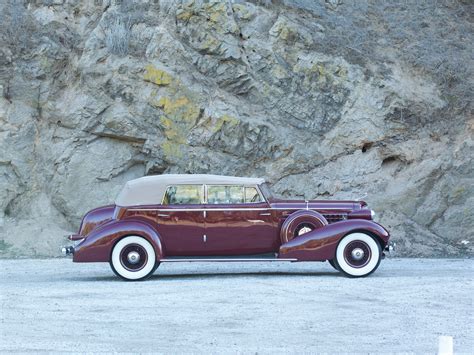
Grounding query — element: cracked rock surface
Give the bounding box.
[0,0,472,257]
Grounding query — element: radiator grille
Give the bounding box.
[323,214,348,224]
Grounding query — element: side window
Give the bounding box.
[207,185,244,204]
[163,185,203,205]
[245,187,263,203]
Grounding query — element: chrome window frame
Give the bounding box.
[161,183,266,206]
[206,184,245,205]
[244,186,265,204]
[205,184,265,205]
[161,184,205,205]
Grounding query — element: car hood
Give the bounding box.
[269,199,366,212]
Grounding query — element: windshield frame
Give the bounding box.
[258,183,274,202]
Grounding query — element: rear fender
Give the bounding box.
[73,219,164,263]
[278,219,390,261]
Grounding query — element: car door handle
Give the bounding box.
[158,213,170,218]
[259,212,271,216]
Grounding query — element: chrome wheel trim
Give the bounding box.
[127,251,141,264]
[351,248,365,261]
[119,243,148,272]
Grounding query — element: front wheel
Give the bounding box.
[335,233,381,278]
[328,259,340,271]
[110,236,158,281]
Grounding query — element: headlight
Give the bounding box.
[371,210,376,219]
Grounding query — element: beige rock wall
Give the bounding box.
[0,0,472,257]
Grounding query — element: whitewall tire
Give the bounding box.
[335,232,381,277]
[110,236,157,281]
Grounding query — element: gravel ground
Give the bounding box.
[0,258,473,353]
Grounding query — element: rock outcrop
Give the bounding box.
[0,0,472,257]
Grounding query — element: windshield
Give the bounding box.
[258,183,274,201]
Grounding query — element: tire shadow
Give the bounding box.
[70,270,343,282]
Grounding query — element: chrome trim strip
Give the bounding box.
[129,207,348,212]
[132,208,270,212]
[160,258,298,262]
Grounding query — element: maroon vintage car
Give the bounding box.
[62,174,393,280]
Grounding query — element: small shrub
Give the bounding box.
[103,15,132,56]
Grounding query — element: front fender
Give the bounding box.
[278,219,390,261]
[73,219,164,263]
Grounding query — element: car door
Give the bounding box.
[204,185,279,255]
[155,184,206,256]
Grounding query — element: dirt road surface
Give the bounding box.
[1,258,472,353]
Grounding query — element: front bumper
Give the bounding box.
[384,241,396,257]
[61,246,75,256]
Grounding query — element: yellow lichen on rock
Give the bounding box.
[154,95,201,159]
[232,3,253,20]
[143,65,173,86]
[213,114,239,132]
[162,140,183,158]
[176,9,193,21]
[334,65,348,79]
[270,18,297,42]
[205,2,227,23]
[157,96,200,122]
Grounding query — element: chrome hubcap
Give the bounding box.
[351,248,365,261]
[127,251,140,264]
[298,226,312,236]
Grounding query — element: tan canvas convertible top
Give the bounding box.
[115,174,266,206]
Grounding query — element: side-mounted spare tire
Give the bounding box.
[280,210,328,244]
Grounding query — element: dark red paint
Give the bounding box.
[71,196,390,263]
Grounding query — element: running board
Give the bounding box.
[160,258,297,263]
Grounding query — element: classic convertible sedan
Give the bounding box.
[62,174,392,280]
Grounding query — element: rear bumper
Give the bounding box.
[68,234,84,241]
[62,234,84,257]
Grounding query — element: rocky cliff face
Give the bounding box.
[0,0,472,257]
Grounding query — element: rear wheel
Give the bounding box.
[335,232,381,277]
[110,236,158,281]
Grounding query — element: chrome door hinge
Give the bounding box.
[203,210,206,218]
